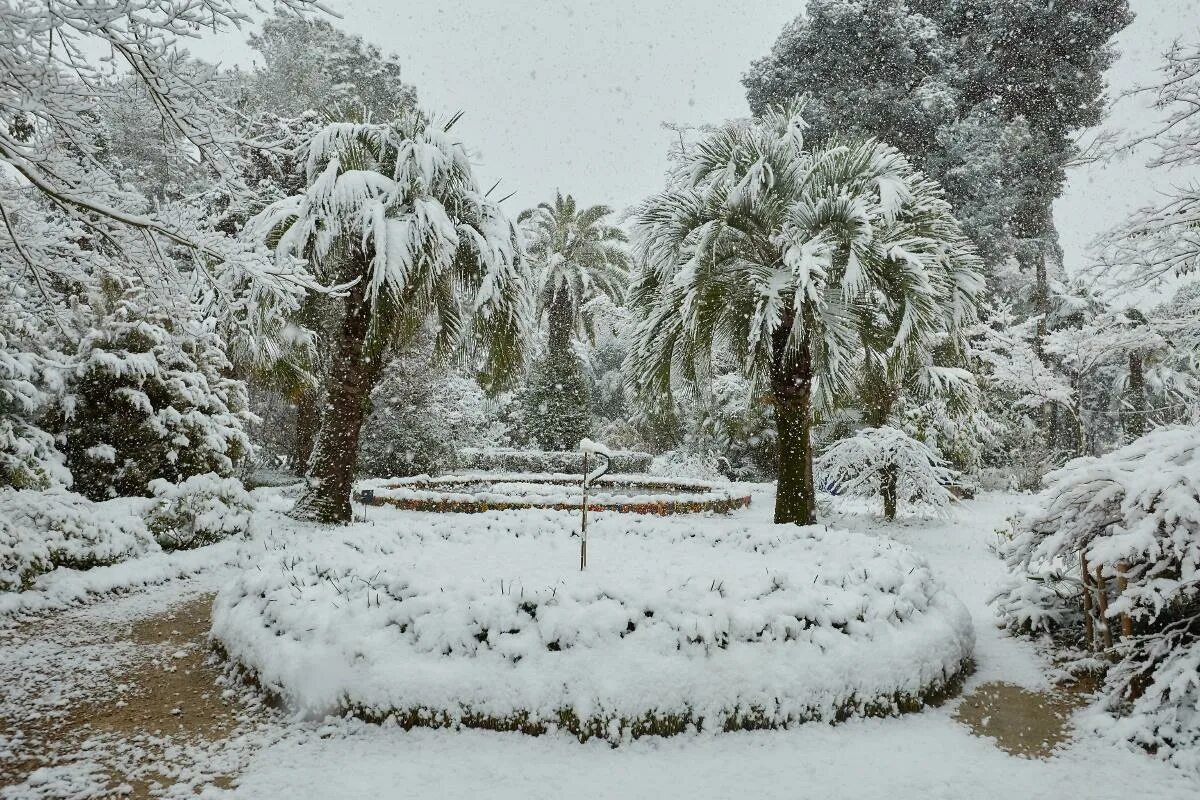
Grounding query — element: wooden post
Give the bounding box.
[1094,565,1114,650]
[1116,561,1133,639]
[580,451,588,571]
[1080,552,1096,651]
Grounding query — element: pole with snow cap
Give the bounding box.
[579,439,612,570]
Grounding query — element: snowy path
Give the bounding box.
[2,491,1198,799]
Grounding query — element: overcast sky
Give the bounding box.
[197,0,1200,280]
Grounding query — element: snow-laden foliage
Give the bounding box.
[628,101,983,406]
[145,473,255,551]
[49,283,255,501]
[518,193,630,349]
[212,517,971,740]
[0,0,319,338]
[358,345,499,478]
[816,427,955,516]
[1098,38,1200,295]
[247,113,529,522]
[627,100,981,522]
[0,292,68,490]
[994,426,1200,771]
[745,0,1131,293]
[248,114,529,374]
[0,490,155,592]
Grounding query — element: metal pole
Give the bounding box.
[580,451,588,571]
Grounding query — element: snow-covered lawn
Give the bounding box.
[3,488,1198,799]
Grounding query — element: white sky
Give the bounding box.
[195,0,1200,280]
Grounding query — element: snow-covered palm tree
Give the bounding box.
[249,112,530,523]
[516,193,630,450]
[518,193,630,352]
[627,101,983,524]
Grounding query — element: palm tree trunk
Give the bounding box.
[863,362,899,520]
[292,387,320,474]
[291,283,383,524]
[771,314,815,525]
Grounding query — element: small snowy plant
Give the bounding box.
[145,474,255,551]
[0,490,155,591]
[816,427,955,518]
[993,426,1200,772]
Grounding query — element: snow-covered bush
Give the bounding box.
[0,317,68,491]
[358,351,497,478]
[816,427,956,518]
[50,284,255,500]
[0,490,156,591]
[213,517,972,741]
[993,426,1200,771]
[648,450,728,481]
[456,448,652,474]
[145,473,255,551]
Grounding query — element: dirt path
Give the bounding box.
[1,593,266,799]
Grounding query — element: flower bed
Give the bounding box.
[356,473,752,515]
[212,516,973,742]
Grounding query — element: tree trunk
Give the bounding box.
[863,362,898,519]
[292,387,320,474]
[291,283,384,524]
[1124,350,1147,441]
[770,314,815,525]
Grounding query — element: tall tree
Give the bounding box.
[745,0,1132,297]
[248,114,529,523]
[627,103,982,524]
[517,193,630,450]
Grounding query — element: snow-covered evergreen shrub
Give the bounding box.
[145,473,255,551]
[0,314,68,490]
[0,489,155,591]
[816,427,955,516]
[523,349,591,452]
[648,450,728,481]
[357,353,496,478]
[51,285,255,500]
[993,426,1200,772]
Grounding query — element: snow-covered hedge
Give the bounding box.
[357,473,751,515]
[457,448,652,475]
[993,426,1200,773]
[145,473,255,551]
[212,518,973,741]
[0,490,156,591]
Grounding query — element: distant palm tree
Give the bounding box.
[518,193,630,352]
[249,112,530,522]
[628,101,982,524]
[517,193,630,449]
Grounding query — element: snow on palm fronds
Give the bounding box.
[625,99,983,409]
[517,192,630,343]
[994,425,1200,772]
[816,427,956,515]
[246,112,530,387]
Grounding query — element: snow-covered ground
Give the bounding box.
[3,488,1198,799]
